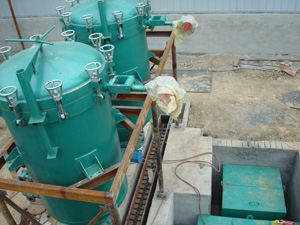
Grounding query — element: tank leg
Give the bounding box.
[0,196,17,225]
[151,101,166,198]
[107,204,122,225]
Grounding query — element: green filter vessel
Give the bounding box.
[57,0,170,148]
[0,40,127,225]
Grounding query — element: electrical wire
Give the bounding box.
[142,152,221,225]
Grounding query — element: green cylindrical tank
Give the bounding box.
[0,42,127,225]
[59,0,152,148]
[66,0,150,81]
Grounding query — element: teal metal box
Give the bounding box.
[198,215,232,225]
[197,215,271,225]
[221,165,286,220]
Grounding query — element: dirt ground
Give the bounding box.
[163,54,300,142]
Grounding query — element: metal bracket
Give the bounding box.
[6,147,24,171]
[75,150,105,180]
[147,15,167,30]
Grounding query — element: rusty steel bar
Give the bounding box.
[146,30,172,37]
[87,207,108,225]
[171,42,178,81]
[110,96,152,202]
[108,204,122,225]
[0,192,41,225]
[120,118,135,133]
[149,50,164,57]
[0,178,112,205]
[155,32,175,77]
[70,164,120,190]
[151,101,165,197]
[113,106,142,117]
[171,41,180,127]
[7,0,25,50]
[111,92,147,102]
[0,196,17,225]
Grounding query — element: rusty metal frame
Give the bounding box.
[0,30,177,225]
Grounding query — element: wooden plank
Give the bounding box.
[146,30,172,37]
[113,106,142,117]
[120,119,135,133]
[110,95,152,202]
[0,178,112,205]
[111,92,147,102]
[70,164,119,190]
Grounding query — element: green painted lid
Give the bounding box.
[0,42,104,101]
[222,164,283,189]
[70,0,139,25]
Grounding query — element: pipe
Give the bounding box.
[97,0,109,37]
[7,0,25,50]
[164,21,173,26]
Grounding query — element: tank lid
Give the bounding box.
[70,0,139,25]
[0,42,104,101]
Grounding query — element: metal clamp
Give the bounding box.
[82,14,93,34]
[136,3,146,16]
[100,44,115,75]
[66,0,76,8]
[55,6,66,17]
[112,11,124,39]
[84,62,104,99]
[135,3,146,28]
[29,34,42,41]
[44,80,67,120]
[0,46,12,60]
[62,30,75,41]
[0,86,22,125]
[62,12,72,26]
[89,33,103,50]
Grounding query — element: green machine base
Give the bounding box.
[198,215,300,225]
[221,165,286,220]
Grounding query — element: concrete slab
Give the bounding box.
[147,124,213,225]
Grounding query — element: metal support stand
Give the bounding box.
[171,42,180,128]
[0,196,17,225]
[151,101,165,198]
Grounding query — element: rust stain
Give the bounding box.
[228,201,232,205]
[59,72,62,75]
[60,187,67,199]
[263,180,272,188]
